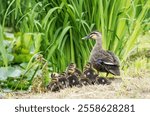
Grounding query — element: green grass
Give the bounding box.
[0,0,149,73]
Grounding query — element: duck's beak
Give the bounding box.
[82,35,90,40]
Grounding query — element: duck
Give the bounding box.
[95,76,111,85]
[58,72,69,89]
[47,80,61,92]
[47,73,62,92]
[82,31,120,77]
[66,63,82,77]
[83,62,98,84]
[66,64,80,87]
[79,76,92,86]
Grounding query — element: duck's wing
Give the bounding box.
[97,50,120,66]
[106,51,120,66]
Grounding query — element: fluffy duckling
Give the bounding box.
[66,65,80,87]
[82,31,120,77]
[47,73,62,92]
[79,76,92,86]
[83,62,98,84]
[58,72,69,89]
[96,76,111,85]
[47,79,61,92]
[66,63,82,77]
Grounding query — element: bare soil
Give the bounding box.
[1,77,150,99]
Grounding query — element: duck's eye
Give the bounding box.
[90,34,97,39]
[89,34,94,38]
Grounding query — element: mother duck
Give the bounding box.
[82,31,120,77]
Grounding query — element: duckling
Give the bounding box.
[96,76,111,85]
[82,31,120,77]
[66,66,80,87]
[58,72,69,89]
[79,76,92,86]
[66,63,82,77]
[47,79,61,92]
[47,73,62,92]
[83,62,98,84]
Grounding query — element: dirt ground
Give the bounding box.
[1,77,150,99]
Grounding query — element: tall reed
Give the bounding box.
[0,0,149,72]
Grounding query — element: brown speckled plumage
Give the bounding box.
[82,31,120,76]
[66,63,80,87]
[83,62,98,84]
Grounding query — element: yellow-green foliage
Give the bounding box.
[0,0,149,72]
[122,33,150,77]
